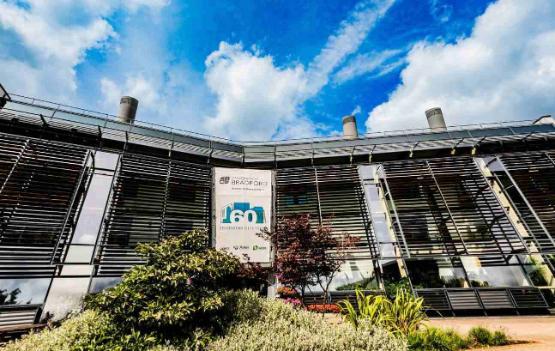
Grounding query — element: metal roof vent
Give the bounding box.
[425,107,447,132]
[118,96,139,124]
[342,115,358,139]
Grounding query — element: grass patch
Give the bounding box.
[408,326,512,351]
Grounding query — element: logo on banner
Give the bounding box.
[222,202,265,224]
[219,176,230,184]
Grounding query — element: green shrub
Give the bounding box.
[208,296,407,351]
[339,288,427,335]
[408,326,511,351]
[2,310,158,351]
[467,326,493,345]
[4,232,407,351]
[386,288,428,335]
[84,229,242,341]
[408,327,469,351]
[491,330,509,346]
[338,289,390,329]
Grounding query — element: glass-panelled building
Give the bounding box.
[1,86,555,330]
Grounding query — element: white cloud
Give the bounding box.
[305,0,396,95]
[351,105,362,115]
[203,0,396,140]
[101,76,159,109]
[124,0,170,13]
[1,0,396,141]
[0,0,169,101]
[367,0,555,132]
[429,0,453,23]
[333,49,404,84]
[203,42,308,140]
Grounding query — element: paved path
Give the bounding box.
[427,316,555,351]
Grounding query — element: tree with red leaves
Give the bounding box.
[261,214,358,304]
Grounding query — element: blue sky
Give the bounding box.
[1,0,554,140]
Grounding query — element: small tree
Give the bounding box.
[84,229,242,340]
[262,214,357,304]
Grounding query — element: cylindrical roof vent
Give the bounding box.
[118,96,139,124]
[425,107,447,132]
[342,115,358,139]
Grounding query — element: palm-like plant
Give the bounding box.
[338,288,428,336]
[384,288,427,335]
[338,289,391,329]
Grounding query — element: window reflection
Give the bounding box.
[89,277,122,293]
[72,173,113,244]
[520,255,555,287]
[461,256,531,287]
[93,151,119,171]
[333,260,379,291]
[308,260,379,293]
[0,278,50,305]
[42,278,89,321]
[406,258,467,288]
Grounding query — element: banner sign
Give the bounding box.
[214,168,272,263]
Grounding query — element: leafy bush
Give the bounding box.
[3,231,406,351]
[408,327,469,351]
[467,326,493,346]
[408,326,511,351]
[208,295,407,351]
[339,290,390,329]
[384,277,412,297]
[491,330,509,346]
[339,288,427,335]
[84,229,242,341]
[2,310,159,351]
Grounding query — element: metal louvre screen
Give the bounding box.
[381,156,525,257]
[0,135,87,278]
[497,151,555,251]
[96,153,211,276]
[276,165,377,259]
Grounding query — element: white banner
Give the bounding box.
[213,168,272,263]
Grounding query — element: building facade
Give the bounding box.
[0,87,554,329]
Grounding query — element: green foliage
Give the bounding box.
[467,326,493,345]
[339,289,390,329]
[408,326,511,351]
[2,310,158,351]
[491,330,510,346]
[408,327,469,351]
[339,288,428,335]
[384,277,412,297]
[5,231,407,351]
[387,288,428,335]
[84,229,242,341]
[208,295,407,351]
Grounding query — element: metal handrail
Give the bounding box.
[6,93,548,145]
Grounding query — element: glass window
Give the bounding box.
[406,258,467,288]
[520,255,555,287]
[42,278,90,320]
[89,277,122,293]
[93,151,119,171]
[71,173,113,244]
[0,278,50,305]
[61,265,94,276]
[381,259,403,285]
[461,256,531,287]
[331,260,379,291]
[65,245,95,263]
